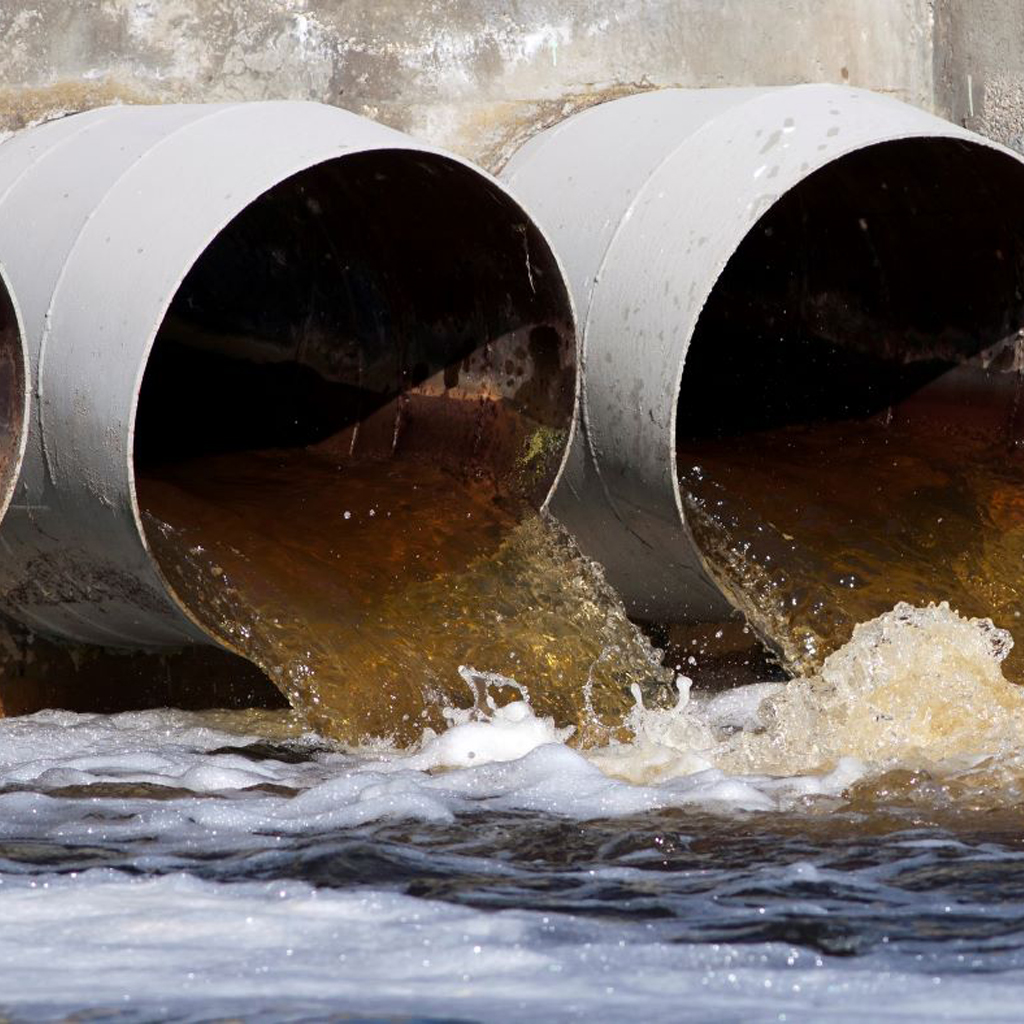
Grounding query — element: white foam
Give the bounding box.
[407,696,574,771]
[0,603,1022,1016]
[0,602,1015,850]
[0,870,1022,1022]
[3,603,1014,849]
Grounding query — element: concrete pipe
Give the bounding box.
[501,85,1024,623]
[0,101,576,648]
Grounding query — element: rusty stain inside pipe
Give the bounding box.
[132,149,676,743]
[677,138,1024,681]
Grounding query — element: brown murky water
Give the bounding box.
[139,450,673,746]
[678,417,1024,682]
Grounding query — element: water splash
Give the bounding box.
[139,449,673,746]
[679,419,1024,681]
[583,602,1024,801]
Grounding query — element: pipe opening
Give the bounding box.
[133,150,594,740]
[678,140,1024,441]
[0,273,25,519]
[135,151,575,499]
[675,138,1024,679]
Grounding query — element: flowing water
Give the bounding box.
[4,603,1024,1020]
[4,405,1024,1018]
[137,450,673,746]
[679,418,1024,681]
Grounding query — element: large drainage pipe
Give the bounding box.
[0,102,576,649]
[501,85,1024,625]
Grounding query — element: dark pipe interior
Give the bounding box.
[0,277,24,508]
[671,138,1024,685]
[678,139,1024,444]
[135,151,575,507]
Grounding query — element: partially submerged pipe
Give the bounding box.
[0,102,576,648]
[501,85,1024,623]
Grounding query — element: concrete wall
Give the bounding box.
[935,0,1024,151]
[1,0,936,170]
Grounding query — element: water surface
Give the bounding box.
[3,604,1024,1021]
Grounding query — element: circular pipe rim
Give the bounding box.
[0,262,29,526]
[125,146,581,654]
[503,85,1024,622]
[0,102,579,648]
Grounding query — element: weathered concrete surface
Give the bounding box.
[0,0,935,169]
[934,0,1024,152]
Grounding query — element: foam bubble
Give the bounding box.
[4,870,1023,1022]
[718,601,1022,777]
[0,603,1017,839]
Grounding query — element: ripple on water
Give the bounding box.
[2,602,1024,1018]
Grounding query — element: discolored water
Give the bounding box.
[679,418,1024,680]
[4,603,1024,1020]
[31,360,1024,1017]
[138,451,673,746]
